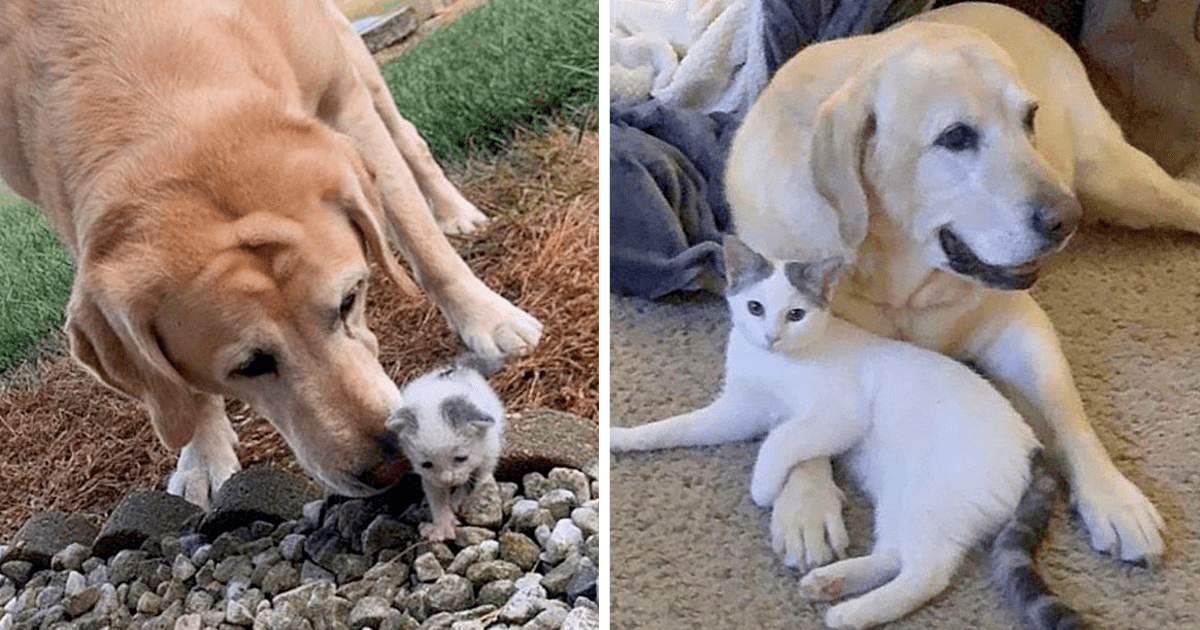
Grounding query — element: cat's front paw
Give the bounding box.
[770,471,848,570]
[610,427,638,452]
[799,568,846,601]
[420,516,460,542]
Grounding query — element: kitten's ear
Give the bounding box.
[722,235,772,294]
[387,408,417,435]
[442,396,494,437]
[785,256,844,304]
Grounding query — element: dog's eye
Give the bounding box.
[339,291,357,320]
[786,308,806,322]
[453,456,468,464]
[1022,104,1038,134]
[232,351,277,378]
[935,123,979,152]
[747,301,764,316]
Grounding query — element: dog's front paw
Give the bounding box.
[452,288,543,358]
[167,450,241,510]
[420,517,460,542]
[771,470,848,570]
[435,199,490,236]
[1074,463,1165,563]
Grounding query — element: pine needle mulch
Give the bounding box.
[0,126,598,539]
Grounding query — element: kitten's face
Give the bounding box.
[723,236,841,354]
[390,396,494,488]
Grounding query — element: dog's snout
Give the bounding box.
[354,433,407,491]
[1030,195,1081,244]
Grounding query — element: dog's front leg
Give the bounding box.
[769,457,849,571]
[166,394,240,510]
[331,83,542,357]
[974,293,1164,562]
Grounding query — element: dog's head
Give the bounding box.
[734,24,1081,291]
[65,112,420,497]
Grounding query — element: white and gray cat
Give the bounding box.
[611,236,1086,630]
[387,353,505,541]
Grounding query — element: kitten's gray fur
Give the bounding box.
[387,353,506,542]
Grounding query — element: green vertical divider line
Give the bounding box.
[597,0,609,619]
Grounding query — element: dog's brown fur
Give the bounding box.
[0,0,542,506]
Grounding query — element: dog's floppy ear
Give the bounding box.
[65,273,202,450]
[810,67,878,254]
[335,135,420,297]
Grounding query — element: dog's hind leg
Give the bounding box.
[1075,134,1200,234]
[166,394,240,510]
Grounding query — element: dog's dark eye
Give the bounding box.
[232,351,277,378]
[935,123,979,152]
[339,291,357,320]
[747,301,764,316]
[1022,104,1038,134]
[786,308,806,322]
[421,461,433,470]
[453,456,468,464]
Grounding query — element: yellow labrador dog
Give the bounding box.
[727,2,1197,567]
[0,0,542,507]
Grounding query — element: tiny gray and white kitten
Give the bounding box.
[387,353,505,541]
[612,236,1085,630]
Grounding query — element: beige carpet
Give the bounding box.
[609,222,1200,629]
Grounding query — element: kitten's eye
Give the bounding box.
[934,123,979,152]
[786,308,806,322]
[231,351,277,378]
[339,291,357,320]
[453,456,468,464]
[421,462,433,470]
[747,301,764,317]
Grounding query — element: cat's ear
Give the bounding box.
[386,408,417,436]
[442,396,494,437]
[784,256,844,304]
[722,235,772,295]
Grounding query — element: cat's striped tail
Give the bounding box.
[990,449,1090,630]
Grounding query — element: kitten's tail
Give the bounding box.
[990,449,1090,630]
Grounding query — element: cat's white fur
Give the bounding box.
[611,237,1047,629]
[388,358,505,541]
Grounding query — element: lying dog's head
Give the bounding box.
[65,110,419,496]
[732,24,1081,291]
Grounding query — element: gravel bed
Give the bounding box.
[0,464,599,630]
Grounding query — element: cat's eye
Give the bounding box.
[747,301,764,317]
[231,351,277,378]
[453,456,468,464]
[934,123,979,152]
[786,308,806,322]
[421,462,433,470]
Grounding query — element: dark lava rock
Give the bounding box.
[92,492,202,559]
[199,466,322,538]
[9,512,99,567]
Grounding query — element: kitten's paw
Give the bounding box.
[420,517,460,542]
[800,568,845,602]
[825,600,876,630]
[771,474,848,570]
[1074,462,1165,563]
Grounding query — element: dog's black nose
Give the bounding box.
[1031,195,1081,244]
[354,433,407,491]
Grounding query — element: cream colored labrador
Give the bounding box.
[0,0,542,507]
[727,2,1198,567]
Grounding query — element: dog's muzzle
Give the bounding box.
[938,227,1042,290]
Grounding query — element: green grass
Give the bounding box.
[0,187,74,372]
[381,0,599,162]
